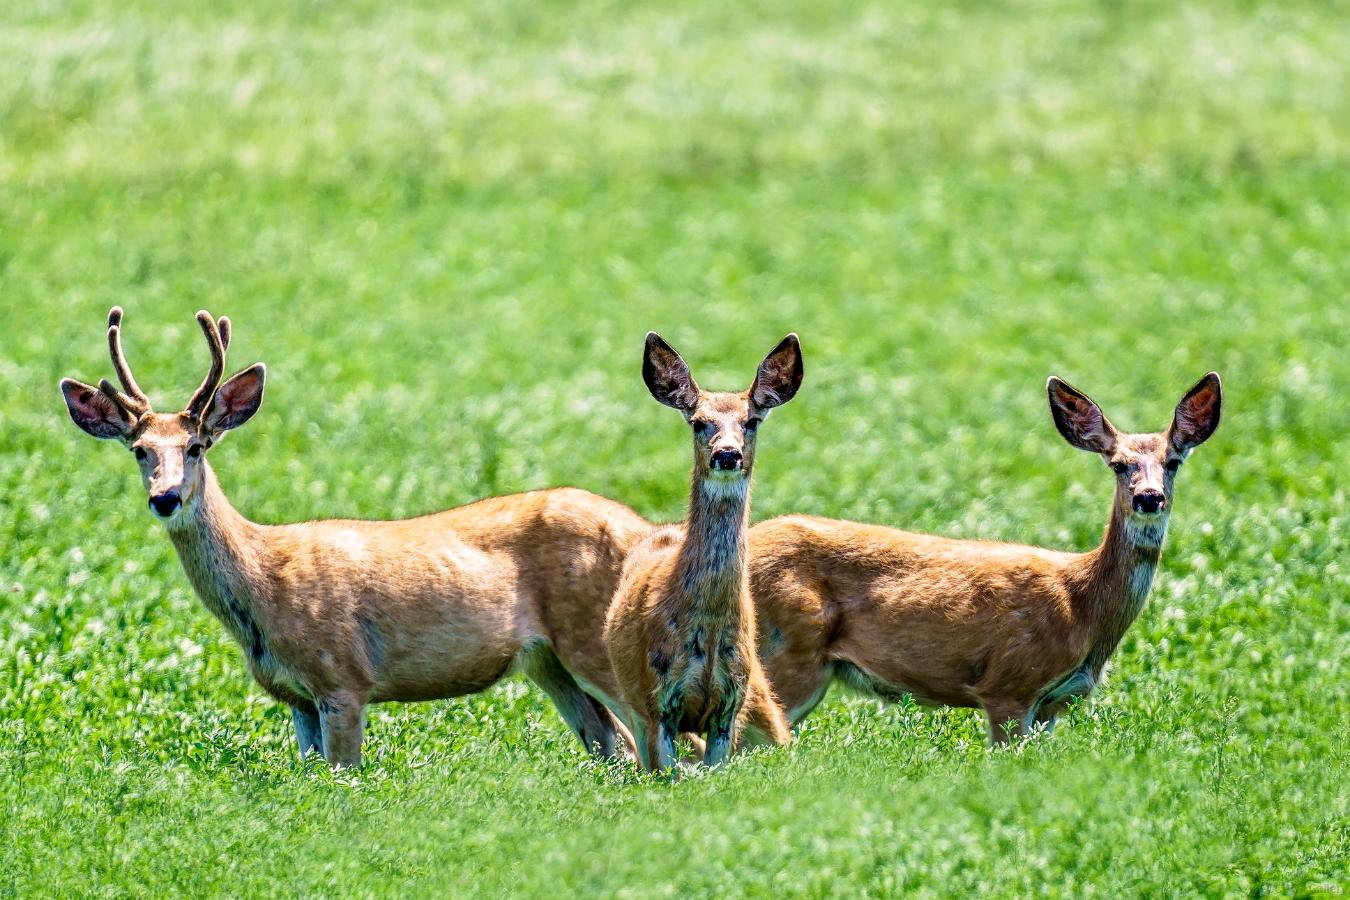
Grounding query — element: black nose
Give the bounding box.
[149,491,181,517]
[710,449,743,471]
[1133,491,1165,514]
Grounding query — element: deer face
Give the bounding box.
[1104,432,1177,516]
[642,332,803,493]
[126,412,212,520]
[1048,373,1222,532]
[60,308,265,525]
[688,392,762,483]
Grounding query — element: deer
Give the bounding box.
[59,307,654,767]
[747,372,1222,743]
[603,332,802,773]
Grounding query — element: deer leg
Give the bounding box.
[702,682,745,768]
[633,713,676,775]
[654,686,684,774]
[629,719,653,771]
[680,733,707,764]
[291,702,323,759]
[737,676,793,750]
[519,643,622,759]
[1031,699,1066,734]
[702,713,737,767]
[655,720,680,775]
[653,717,680,777]
[1030,665,1094,735]
[317,692,366,768]
[981,699,1032,745]
[610,716,640,762]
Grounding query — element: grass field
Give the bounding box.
[2,0,1348,895]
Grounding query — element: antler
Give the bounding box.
[186,310,228,419]
[100,306,151,416]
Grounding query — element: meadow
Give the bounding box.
[1,0,1347,894]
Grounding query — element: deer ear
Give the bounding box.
[61,378,134,439]
[202,364,266,434]
[750,333,804,410]
[1047,376,1117,454]
[643,332,699,412]
[1170,372,1221,451]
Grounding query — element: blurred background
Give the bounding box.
[2,1,1344,527]
[0,0,1346,894]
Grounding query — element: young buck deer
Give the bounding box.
[603,333,801,772]
[749,373,1222,743]
[60,307,652,767]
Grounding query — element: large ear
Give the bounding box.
[1047,376,1118,454]
[750,333,804,410]
[60,378,134,439]
[1169,372,1222,451]
[642,332,699,412]
[201,364,266,434]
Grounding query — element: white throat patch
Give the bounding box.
[1124,513,1168,549]
[700,475,748,501]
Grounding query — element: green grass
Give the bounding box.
[2,0,1348,895]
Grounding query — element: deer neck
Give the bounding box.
[675,470,751,616]
[1073,495,1168,673]
[164,463,267,654]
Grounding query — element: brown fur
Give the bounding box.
[61,308,652,767]
[603,333,800,771]
[749,373,1222,743]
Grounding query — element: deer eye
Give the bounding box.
[744,418,760,431]
[186,443,204,459]
[1110,461,1128,475]
[1165,458,1182,473]
[133,446,148,461]
[690,419,711,435]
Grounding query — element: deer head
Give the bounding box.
[643,332,803,497]
[60,308,266,524]
[1048,372,1222,540]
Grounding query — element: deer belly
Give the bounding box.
[373,637,518,702]
[833,660,977,708]
[368,602,520,702]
